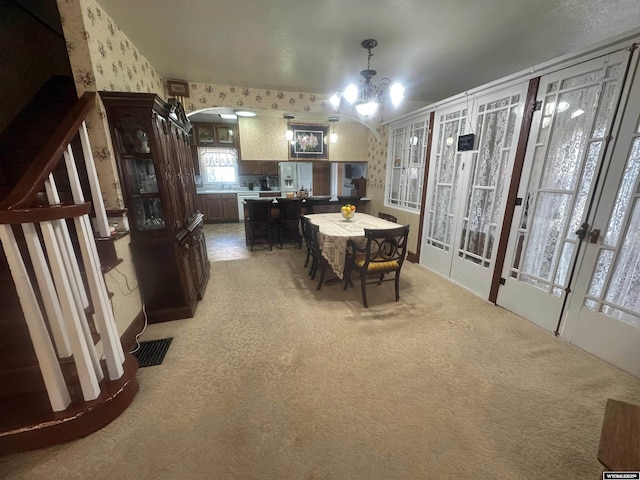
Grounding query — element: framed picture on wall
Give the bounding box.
[217,125,233,144]
[166,79,190,97]
[288,124,328,160]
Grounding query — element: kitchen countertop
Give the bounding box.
[195,189,370,202]
[196,189,277,194]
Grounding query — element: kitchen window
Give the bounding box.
[198,147,238,184]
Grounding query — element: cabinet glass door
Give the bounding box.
[117,114,166,231]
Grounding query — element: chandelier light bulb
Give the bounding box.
[329,94,341,108]
[355,101,379,116]
[330,132,338,144]
[343,84,358,104]
[390,82,405,107]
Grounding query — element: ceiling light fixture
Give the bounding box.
[330,39,404,117]
[234,109,257,117]
[328,117,339,144]
[219,113,237,120]
[284,114,295,143]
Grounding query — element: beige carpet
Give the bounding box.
[2,224,640,479]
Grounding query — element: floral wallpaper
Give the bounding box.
[330,122,370,162]
[185,82,331,118]
[58,0,163,95]
[238,117,289,161]
[57,0,164,209]
[367,124,389,190]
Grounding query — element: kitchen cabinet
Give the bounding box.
[313,162,331,196]
[198,193,239,223]
[100,92,210,323]
[238,160,279,176]
[193,122,238,148]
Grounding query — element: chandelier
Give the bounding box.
[330,39,404,117]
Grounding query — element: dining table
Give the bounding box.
[305,212,401,279]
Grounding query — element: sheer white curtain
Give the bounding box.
[198,147,238,184]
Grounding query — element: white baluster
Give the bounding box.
[65,145,126,370]
[19,223,71,358]
[74,215,124,379]
[0,225,70,412]
[45,175,89,309]
[40,220,101,400]
[79,122,110,238]
[44,175,103,381]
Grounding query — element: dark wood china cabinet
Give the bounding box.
[100,92,210,323]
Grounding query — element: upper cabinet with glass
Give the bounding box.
[193,122,238,148]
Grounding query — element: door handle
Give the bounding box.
[575,222,589,240]
[589,228,601,244]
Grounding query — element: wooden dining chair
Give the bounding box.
[378,211,398,223]
[245,198,274,251]
[343,225,410,307]
[300,215,314,270]
[305,196,332,214]
[276,197,303,249]
[309,222,330,290]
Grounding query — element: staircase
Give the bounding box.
[0,77,139,455]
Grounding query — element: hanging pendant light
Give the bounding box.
[328,117,339,143]
[284,113,295,143]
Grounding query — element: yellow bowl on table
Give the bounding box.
[341,204,356,221]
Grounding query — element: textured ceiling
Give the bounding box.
[97,0,640,106]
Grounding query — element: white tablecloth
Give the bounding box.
[305,213,400,278]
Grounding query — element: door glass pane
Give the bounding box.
[568,141,602,239]
[603,198,640,327]
[426,109,466,250]
[587,249,614,298]
[554,242,575,286]
[604,138,640,246]
[521,192,570,282]
[540,86,599,191]
[593,80,622,138]
[431,185,452,249]
[457,94,519,268]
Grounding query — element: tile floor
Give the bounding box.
[204,222,303,261]
[203,223,251,262]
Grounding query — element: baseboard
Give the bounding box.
[407,251,418,263]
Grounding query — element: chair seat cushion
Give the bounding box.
[354,255,400,271]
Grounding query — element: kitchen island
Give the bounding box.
[238,196,371,247]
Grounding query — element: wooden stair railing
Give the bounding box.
[0,91,138,454]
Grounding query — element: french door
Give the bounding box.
[498,48,640,375]
[420,85,527,298]
[561,50,640,376]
